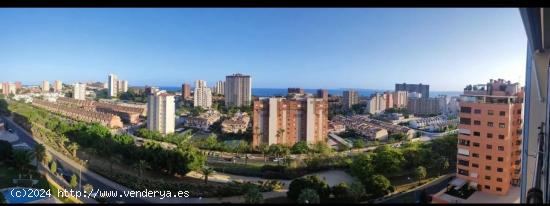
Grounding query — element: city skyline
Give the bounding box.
[0,8,526,91]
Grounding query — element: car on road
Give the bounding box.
[8,128,13,133]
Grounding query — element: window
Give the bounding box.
[486,144,492,149]
[517,109,521,115]
[485,176,491,180]
[473,132,481,136]
[497,168,503,172]
[460,118,471,125]
[499,123,506,128]
[472,163,479,168]
[498,135,505,139]
[474,120,481,125]
[488,110,494,115]
[498,146,504,151]
[459,139,470,146]
[485,166,491,171]
[497,178,503,182]
[472,153,479,158]
[515,160,521,165]
[487,133,493,138]
[473,142,480,147]
[496,187,502,192]
[485,185,491,190]
[458,169,469,176]
[458,159,469,166]
[487,122,494,127]
[486,155,492,160]
[499,111,506,116]
[474,109,481,114]
[461,107,472,113]
[498,157,504,162]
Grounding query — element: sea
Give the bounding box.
[158,87,462,97]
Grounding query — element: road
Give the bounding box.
[1,116,148,203]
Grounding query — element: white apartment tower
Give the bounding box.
[54,80,63,92]
[147,90,175,135]
[194,80,212,109]
[119,80,128,93]
[225,73,252,107]
[213,80,225,95]
[73,83,86,100]
[42,80,50,92]
[366,92,387,114]
[108,74,118,97]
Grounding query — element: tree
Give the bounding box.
[287,175,330,201]
[349,182,366,203]
[12,149,34,175]
[49,161,57,174]
[70,174,78,189]
[350,154,374,181]
[353,139,366,149]
[414,166,427,185]
[0,140,13,162]
[257,143,269,163]
[367,174,392,198]
[133,159,150,177]
[291,141,309,154]
[200,166,214,184]
[297,188,320,204]
[34,144,47,166]
[243,186,263,203]
[269,144,284,166]
[388,132,407,141]
[331,182,351,201]
[371,145,404,175]
[67,142,79,157]
[311,142,333,155]
[83,184,94,195]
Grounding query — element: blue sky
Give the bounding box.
[0,8,526,91]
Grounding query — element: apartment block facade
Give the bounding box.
[181,83,191,100]
[54,80,63,92]
[194,80,212,109]
[317,89,328,101]
[73,83,86,100]
[225,73,252,107]
[42,80,50,92]
[393,90,408,108]
[343,90,359,110]
[252,97,328,147]
[366,92,386,114]
[456,79,523,195]
[108,74,118,97]
[147,91,175,135]
[395,83,429,98]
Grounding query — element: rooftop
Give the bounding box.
[433,186,520,203]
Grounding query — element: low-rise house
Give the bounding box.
[221,112,250,133]
[185,110,221,131]
[32,99,123,128]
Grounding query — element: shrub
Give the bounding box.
[287,175,330,201]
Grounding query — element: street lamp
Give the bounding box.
[80,159,88,192]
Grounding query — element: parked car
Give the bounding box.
[8,128,14,133]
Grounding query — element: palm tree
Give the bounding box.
[67,143,79,157]
[12,149,34,175]
[58,134,69,149]
[34,144,46,166]
[133,159,150,177]
[276,129,285,143]
[200,166,215,184]
[257,143,269,163]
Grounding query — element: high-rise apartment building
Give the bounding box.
[288,88,305,95]
[213,80,225,95]
[147,90,175,135]
[383,91,394,109]
[194,80,212,109]
[54,80,63,92]
[406,96,444,115]
[366,93,387,114]
[73,83,86,100]
[252,97,328,146]
[108,74,118,97]
[42,80,50,92]
[392,90,408,108]
[317,89,328,101]
[225,73,251,107]
[182,83,191,100]
[1,82,16,95]
[395,83,430,98]
[119,80,128,93]
[343,90,359,110]
[455,79,523,195]
[14,81,22,90]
